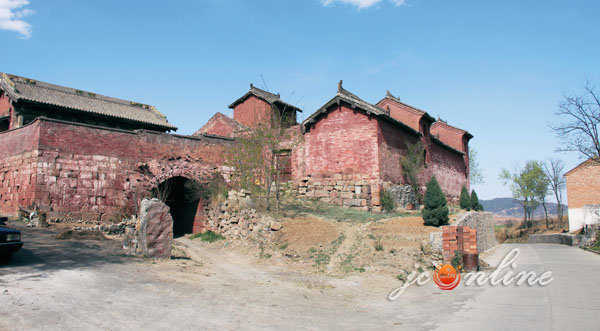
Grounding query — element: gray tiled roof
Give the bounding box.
[0,73,177,131]
[228,84,303,113]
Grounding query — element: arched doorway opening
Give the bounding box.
[153,176,205,237]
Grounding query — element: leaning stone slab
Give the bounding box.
[139,198,173,259]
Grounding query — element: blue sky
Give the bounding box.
[1,0,599,200]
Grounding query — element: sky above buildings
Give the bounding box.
[1,0,599,200]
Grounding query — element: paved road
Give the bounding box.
[437,244,600,330]
[1,223,599,330]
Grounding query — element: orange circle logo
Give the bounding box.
[433,264,461,290]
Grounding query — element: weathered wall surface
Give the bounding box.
[427,142,468,204]
[0,122,40,213]
[233,96,272,129]
[0,91,11,118]
[455,211,497,253]
[431,122,468,153]
[377,117,420,184]
[303,105,380,178]
[194,112,242,138]
[376,98,422,132]
[0,118,229,222]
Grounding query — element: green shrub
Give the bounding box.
[451,250,463,271]
[459,186,471,210]
[374,241,384,251]
[190,230,225,243]
[422,176,449,227]
[380,189,396,212]
[471,189,483,211]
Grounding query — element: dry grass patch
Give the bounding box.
[275,216,340,255]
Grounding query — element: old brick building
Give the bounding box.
[565,159,600,232]
[0,73,229,235]
[1,73,472,235]
[202,81,472,211]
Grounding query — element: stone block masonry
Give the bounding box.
[297,174,380,211]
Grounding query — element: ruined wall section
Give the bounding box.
[0,121,41,215]
[28,119,228,222]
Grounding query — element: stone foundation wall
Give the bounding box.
[455,211,497,253]
[297,174,381,211]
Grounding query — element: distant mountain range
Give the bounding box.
[479,197,567,218]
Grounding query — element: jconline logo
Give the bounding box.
[433,264,461,290]
[388,248,554,301]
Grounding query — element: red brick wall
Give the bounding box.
[303,105,380,177]
[566,161,600,209]
[233,96,272,129]
[376,98,423,133]
[0,118,229,221]
[427,141,468,204]
[376,116,421,183]
[431,122,468,153]
[194,112,241,138]
[442,225,477,263]
[0,91,11,118]
[0,122,40,214]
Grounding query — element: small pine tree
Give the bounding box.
[459,186,471,210]
[471,189,483,211]
[422,176,449,227]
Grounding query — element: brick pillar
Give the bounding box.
[442,225,478,264]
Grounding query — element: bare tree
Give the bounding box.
[469,147,484,185]
[226,100,301,211]
[551,81,600,163]
[543,158,566,228]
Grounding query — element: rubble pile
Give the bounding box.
[206,190,283,240]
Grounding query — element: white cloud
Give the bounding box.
[321,0,407,9]
[0,0,33,39]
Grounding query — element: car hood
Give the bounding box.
[0,226,20,234]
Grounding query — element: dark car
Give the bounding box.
[0,217,23,263]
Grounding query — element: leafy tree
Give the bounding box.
[499,161,548,227]
[550,81,600,164]
[470,189,483,211]
[459,186,471,210]
[422,176,449,227]
[400,142,424,203]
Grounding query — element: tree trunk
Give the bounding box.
[542,201,549,228]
